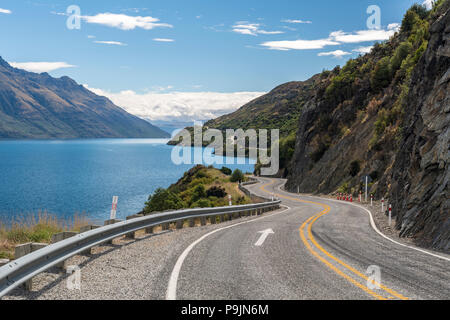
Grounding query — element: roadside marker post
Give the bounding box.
[370,194,373,207]
[359,191,362,202]
[381,197,385,213]
[228,195,232,206]
[388,204,392,227]
[350,195,353,202]
[110,196,118,220]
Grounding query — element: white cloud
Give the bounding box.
[261,39,339,51]
[353,45,374,54]
[84,86,266,122]
[329,28,397,43]
[387,23,401,31]
[0,8,11,14]
[318,50,351,58]
[94,40,127,46]
[87,35,96,39]
[260,25,398,51]
[9,61,76,73]
[423,0,434,10]
[232,22,283,36]
[282,19,312,24]
[153,38,175,42]
[81,13,172,30]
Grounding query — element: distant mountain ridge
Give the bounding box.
[0,57,169,139]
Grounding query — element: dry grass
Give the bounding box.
[0,211,92,260]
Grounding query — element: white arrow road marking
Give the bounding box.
[254,228,274,246]
[166,206,290,300]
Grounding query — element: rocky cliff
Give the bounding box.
[0,57,169,139]
[286,1,449,251]
[389,6,449,251]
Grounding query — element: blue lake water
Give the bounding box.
[0,139,255,223]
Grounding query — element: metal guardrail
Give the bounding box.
[0,184,280,298]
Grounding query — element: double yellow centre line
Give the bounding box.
[259,179,409,300]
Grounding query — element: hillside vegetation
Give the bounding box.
[143,166,250,214]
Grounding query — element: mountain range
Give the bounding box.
[0,57,169,139]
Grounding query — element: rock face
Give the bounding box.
[389,7,449,250]
[0,57,170,139]
[285,2,449,251]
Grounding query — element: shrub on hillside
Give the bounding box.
[206,186,227,198]
[144,188,186,214]
[220,167,232,175]
[371,57,392,92]
[230,169,244,182]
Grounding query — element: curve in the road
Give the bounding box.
[166,179,290,300]
[259,181,409,300]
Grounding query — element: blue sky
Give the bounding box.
[0,0,428,124]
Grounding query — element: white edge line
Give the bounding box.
[275,182,450,262]
[166,204,291,300]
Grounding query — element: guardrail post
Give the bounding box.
[176,220,184,229]
[104,219,124,244]
[51,232,78,269]
[126,214,144,239]
[145,226,154,234]
[210,216,217,224]
[79,225,101,254]
[14,243,48,291]
[162,222,170,231]
[189,218,195,227]
[200,217,207,226]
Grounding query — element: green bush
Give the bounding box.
[191,184,207,203]
[190,199,212,208]
[220,167,232,175]
[206,186,227,198]
[230,169,244,182]
[391,41,413,72]
[371,57,392,92]
[144,188,186,214]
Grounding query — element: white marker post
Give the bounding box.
[388,204,392,227]
[381,197,384,213]
[370,194,373,207]
[297,186,300,194]
[228,195,232,206]
[110,196,118,220]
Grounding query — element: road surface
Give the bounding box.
[170,177,449,300]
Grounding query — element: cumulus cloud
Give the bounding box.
[9,61,76,73]
[81,13,172,30]
[353,45,374,54]
[262,26,398,51]
[318,50,351,58]
[84,86,266,122]
[423,0,435,10]
[329,29,397,43]
[261,39,339,51]
[232,22,284,36]
[282,19,312,24]
[153,38,175,42]
[94,40,127,46]
[0,8,11,14]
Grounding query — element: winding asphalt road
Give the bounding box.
[168,177,450,300]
